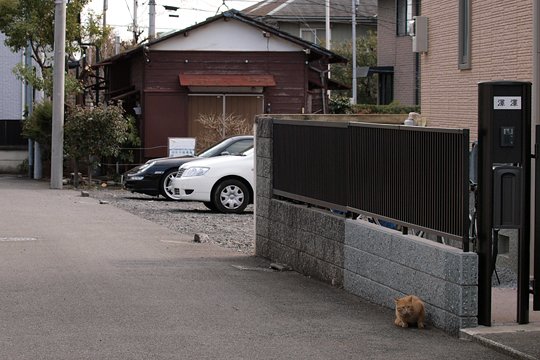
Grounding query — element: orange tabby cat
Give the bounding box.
[394,295,425,328]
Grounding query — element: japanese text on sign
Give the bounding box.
[168,137,196,157]
[493,96,522,110]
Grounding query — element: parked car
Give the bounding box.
[170,147,254,213]
[123,136,253,200]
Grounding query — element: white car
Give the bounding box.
[170,147,255,213]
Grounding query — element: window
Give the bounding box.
[300,28,326,45]
[458,0,471,69]
[396,0,413,36]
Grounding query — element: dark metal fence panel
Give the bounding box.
[273,120,348,211]
[348,124,469,240]
[271,119,470,245]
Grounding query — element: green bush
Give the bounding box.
[352,102,420,114]
[329,95,353,114]
[21,100,53,161]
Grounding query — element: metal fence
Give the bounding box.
[272,120,470,250]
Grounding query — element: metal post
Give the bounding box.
[51,0,66,189]
[24,42,34,178]
[477,83,494,326]
[518,84,532,324]
[351,0,357,104]
[535,125,540,311]
[533,0,540,313]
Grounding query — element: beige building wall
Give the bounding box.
[421,0,533,140]
[377,0,417,105]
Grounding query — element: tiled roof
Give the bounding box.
[242,0,377,20]
[96,10,348,65]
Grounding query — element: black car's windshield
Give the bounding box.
[198,137,253,158]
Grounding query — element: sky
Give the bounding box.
[86,0,257,41]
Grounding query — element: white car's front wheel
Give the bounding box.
[212,179,250,213]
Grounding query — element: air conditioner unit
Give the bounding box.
[409,16,428,53]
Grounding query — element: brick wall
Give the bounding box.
[421,1,533,140]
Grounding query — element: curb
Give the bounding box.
[460,327,538,360]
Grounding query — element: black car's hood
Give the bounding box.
[151,156,198,166]
[125,156,199,175]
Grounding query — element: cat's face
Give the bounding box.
[395,297,416,316]
[396,302,413,316]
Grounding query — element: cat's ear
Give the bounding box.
[394,298,399,304]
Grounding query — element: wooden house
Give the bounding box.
[97,10,346,160]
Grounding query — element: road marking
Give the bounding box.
[159,239,185,244]
[0,237,39,242]
[232,265,274,272]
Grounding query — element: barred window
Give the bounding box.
[458,0,471,69]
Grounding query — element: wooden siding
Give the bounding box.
[144,92,188,158]
[106,50,327,159]
[144,51,308,113]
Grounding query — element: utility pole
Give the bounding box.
[325,0,331,50]
[133,0,139,44]
[351,0,357,104]
[51,0,66,189]
[149,0,156,40]
[103,0,108,29]
[351,0,357,105]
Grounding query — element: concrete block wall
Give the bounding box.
[344,220,478,334]
[256,115,479,335]
[0,150,26,173]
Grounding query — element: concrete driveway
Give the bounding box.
[0,175,512,359]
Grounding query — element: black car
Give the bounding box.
[123,135,253,200]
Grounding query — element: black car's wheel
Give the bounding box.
[159,169,182,200]
[212,179,250,213]
[203,201,218,211]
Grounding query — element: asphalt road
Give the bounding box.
[0,175,513,359]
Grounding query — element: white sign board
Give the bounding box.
[493,96,522,110]
[168,137,196,157]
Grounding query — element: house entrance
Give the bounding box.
[187,94,263,151]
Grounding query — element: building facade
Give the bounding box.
[0,32,26,173]
[420,0,533,140]
[376,0,418,106]
[242,0,377,46]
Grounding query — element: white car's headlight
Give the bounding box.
[182,167,210,177]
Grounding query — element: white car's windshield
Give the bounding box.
[239,147,254,156]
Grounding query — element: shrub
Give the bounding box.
[329,95,353,114]
[352,102,420,114]
[195,113,253,152]
[21,100,53,161]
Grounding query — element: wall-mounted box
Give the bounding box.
[410,16,428,53]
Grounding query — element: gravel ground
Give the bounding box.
[83,184,519,286]
[85,185,255,255]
